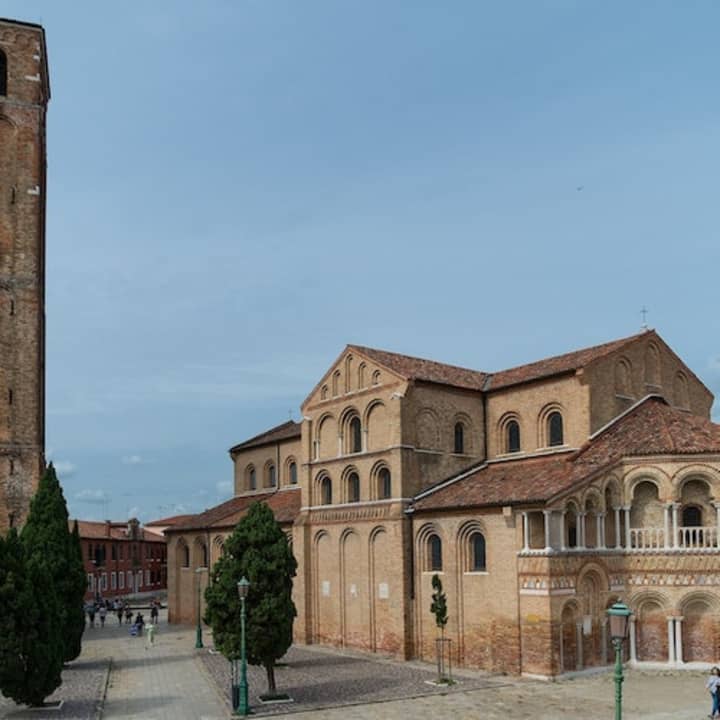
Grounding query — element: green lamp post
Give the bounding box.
[607,602,632,720]
[195,567,205,649]
[234,577,250,716]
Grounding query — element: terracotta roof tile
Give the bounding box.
[486,332,647,390]
[350,345,489,392]
[69,520,165,542]
[229,420,301,454]
[166,489,301,532]
[144,514,196,527]
[413,397,720,512]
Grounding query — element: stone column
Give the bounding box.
[672,503,679,549]
[667,617,676,664]
[663,504,671,549]
[623,506,632,549]
[578,512,586,550]
[674,616,683,663]
[522,512,529,552]
[629,616,637,663]
[714,502,720,548]
[559,511,567,551]
[543,510,552,552]
[597,513,606,549]
[614,507,622,548]
[576,622,584,671]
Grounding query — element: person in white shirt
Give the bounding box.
[705,666,720,718]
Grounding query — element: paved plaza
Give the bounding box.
[0,611,715,719]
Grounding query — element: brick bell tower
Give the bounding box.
[0,18,49,532]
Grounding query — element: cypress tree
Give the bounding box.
[204,501,297,695]
[0,529,63,706]
[21,463,85,662]
[65,521,87,662]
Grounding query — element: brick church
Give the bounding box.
[166,330,720,677]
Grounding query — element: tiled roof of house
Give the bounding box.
[349,332,649,395]
[229,420,301,454]
[412,396,720,512]
[167,488,301,532]
[485,332,647,390]
[69,520,165,542]
[350,345,489,392]
[144,514,196,527]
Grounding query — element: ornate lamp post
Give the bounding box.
[607,602,632,720]
[234,577,250,716]
[195,567,205,649]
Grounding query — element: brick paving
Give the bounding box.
[200,643,508,715]
[1,613,714,719]
[0,656,109,720]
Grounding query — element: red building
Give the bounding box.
[71,518,167,601]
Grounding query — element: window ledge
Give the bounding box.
[422,571,444,575]
[464,571,489,576]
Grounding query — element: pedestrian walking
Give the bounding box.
[116,600,123,625]
[706,666,720,718]
[145,620,156,649]
[134,612,145,636]
[125,606,133,625]
[150,601,159,624]
[99,604,107,628]
[87,604,96,628]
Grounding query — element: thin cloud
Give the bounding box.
[53,460,77,477]
[121,454,144,465]
[216,480,233,496]
[75,488,108,505]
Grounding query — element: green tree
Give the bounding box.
[64,521,87,662]
[0,529,63,706]
[430,573,450,682]
[430,573,448,637]
[21,463,85,663]
[204,502,297,695]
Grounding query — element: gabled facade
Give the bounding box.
[166,330,720,675]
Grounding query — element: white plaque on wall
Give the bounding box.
[583,615,592,636]
[378,582,389,599]
[322,580,330,597]
[350,583,358,597]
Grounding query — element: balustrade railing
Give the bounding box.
[629,527,665,549]
[677,525,717,548]
[627,526,718,550]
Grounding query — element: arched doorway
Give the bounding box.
[683,598,718,663]
[636,599,668,662]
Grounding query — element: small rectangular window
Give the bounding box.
[111,572,117,590]
[119,572,125,589]
[9,459,14,475]
[8,389,12,405]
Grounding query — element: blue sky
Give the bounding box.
[5,1,720,521]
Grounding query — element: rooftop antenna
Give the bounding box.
[640,306,649,330]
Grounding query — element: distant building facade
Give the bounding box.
[73,519,167,602]
[166,330,720,676]
[0,19,50,533]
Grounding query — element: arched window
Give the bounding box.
[267,464,276,487]
[347,472,360,502]
[350,416,362,453]
[321,476,332,505]
[201,544,208,567]
[289,462,297,485]
[0,50,6,96]
[372,370,381,386]
[182,545,190,568]
[248,466,256,490]
[332,371,340,396]
[507,420,520,453]
[378,468,391,499]
[428,534,442,571]
[548,412,564,446]
[682,505,702,527]
[454,423,465,454]
[470,532,486,571]
[358,362,366,389]
[321,385,328,400]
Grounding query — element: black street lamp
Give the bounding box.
[234,577,250,716]
[607,602,632,720]
[195,567,205,649]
